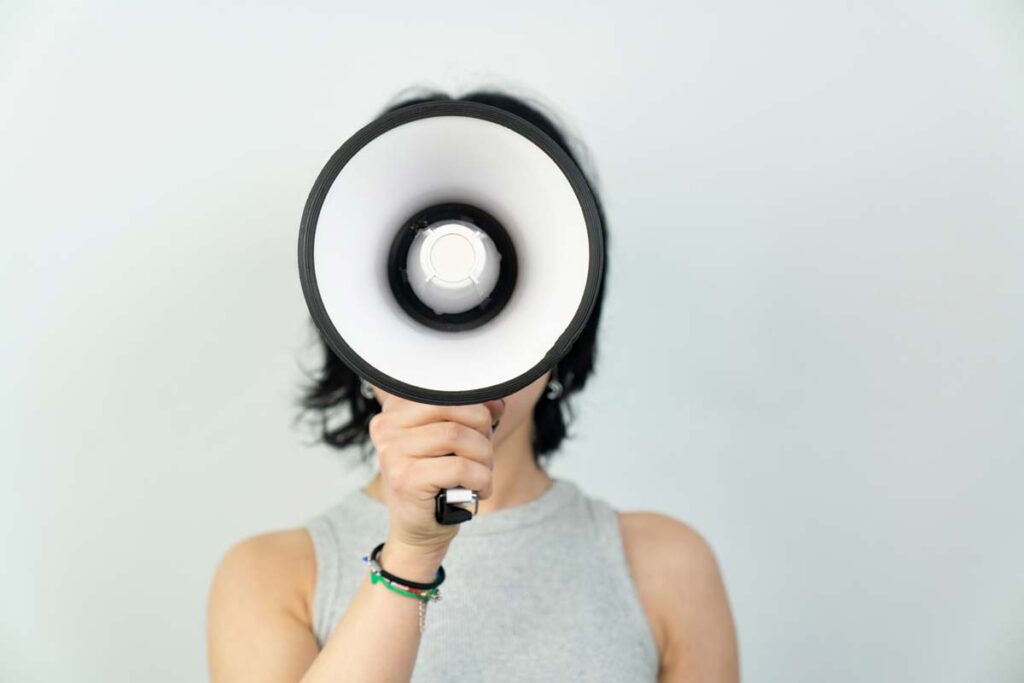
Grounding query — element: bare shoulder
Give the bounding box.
[207,529,319,681]
[618,512,740,683]
[209,528,317,621]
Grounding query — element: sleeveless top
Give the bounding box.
[304,476,661,681]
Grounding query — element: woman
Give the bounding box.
[207,89,739,682]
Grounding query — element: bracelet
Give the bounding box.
[362,541,444,633]
[370,541,446,590]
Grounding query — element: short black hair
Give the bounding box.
[293,86,609,468]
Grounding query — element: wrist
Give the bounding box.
[379,539,447,584]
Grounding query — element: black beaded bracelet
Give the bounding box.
[370,541,446,590]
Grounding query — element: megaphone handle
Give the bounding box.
[435,479,479,525]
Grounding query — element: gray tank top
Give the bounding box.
[305,476,660,681]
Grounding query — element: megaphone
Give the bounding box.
[298,100,604,525]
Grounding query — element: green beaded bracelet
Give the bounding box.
[369,570,439,602]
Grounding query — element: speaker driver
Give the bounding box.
[388,202,518,332]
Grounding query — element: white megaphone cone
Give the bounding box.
[299,100,604,524]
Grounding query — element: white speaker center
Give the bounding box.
[430,229,475,281]
[407,221,501,315]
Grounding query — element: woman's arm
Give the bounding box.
[207,528,445,683]
[208,394,501,681]
[207,530,319,682]
[620,512,740,683]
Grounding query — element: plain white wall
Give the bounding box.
[2,1,1022,680]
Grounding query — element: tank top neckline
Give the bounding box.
[351,475,579,537]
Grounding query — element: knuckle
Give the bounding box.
[472,405,490,428]
[368,413,386,441]
[443,421,462,445]
[474,432,494,464]
[465,459,491,489]
[376,441,396,465]
[388,462,410,493]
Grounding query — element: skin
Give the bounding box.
[207,370,740,682]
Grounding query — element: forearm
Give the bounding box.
[299,541,447,683]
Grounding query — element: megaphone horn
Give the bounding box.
[299,100,604,524]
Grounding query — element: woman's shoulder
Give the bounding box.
[210,484,373,604]
[616,511,739,681]
[209,528,318,628]
[207,529,323,677]
[617,511,720,574]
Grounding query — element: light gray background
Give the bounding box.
[2,1,1021,681]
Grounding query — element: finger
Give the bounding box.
[388,421,495,469]
[378,400,496,440]
[409,455,494,500]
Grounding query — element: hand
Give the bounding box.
[366,388,506,567]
